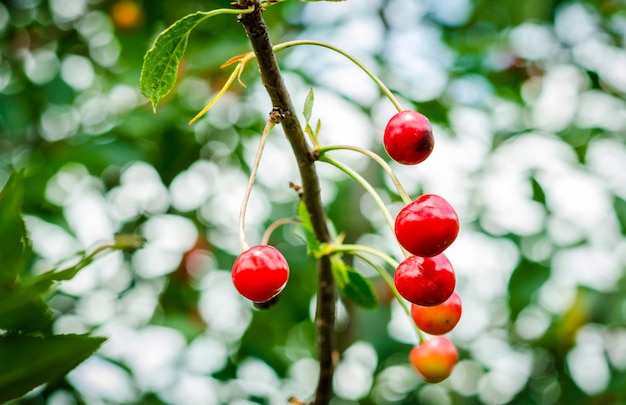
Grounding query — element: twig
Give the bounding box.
[237,2,336,404]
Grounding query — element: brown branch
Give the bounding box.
[237,2,336,404]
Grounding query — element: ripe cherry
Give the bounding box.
[383,110,434,165]
[394,253,455,306]
[232,245,289,303]
[409,336,458,383]
[395,194,459,257]
[411,291,462,335]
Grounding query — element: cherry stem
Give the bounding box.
[193,39,405,122]
[238,118,276,252]
[261,217,301,245]
[352,252,426,344]
[327,243,399,268]
[272,40,405,113]
[317,145,412,205]
[325,243,425,343]
[319,155,396,233]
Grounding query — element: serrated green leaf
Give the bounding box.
[140,13,204,110]
[303,88,314,123]
[0,263,83,333]
[0,294,52,333]
[0,172,32,286]
[0,334,106,403]
[140,7,251,111]
[297,201,321,255]
[331,256,377,309]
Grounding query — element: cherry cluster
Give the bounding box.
[231,109,462,384]
[384,110,461,383]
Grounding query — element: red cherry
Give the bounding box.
[394,253,455,306]
[383,110,434,165]
[232,245,289,303]
[409,336,458,383]
[395,194,459,257]
[411,291,462,335]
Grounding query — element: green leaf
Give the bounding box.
[0,172,32,286]
[297,201,321,255]
[0,334,106,403]
[140,7,251,111]
[303,88,315,123]
[331,256,377,309]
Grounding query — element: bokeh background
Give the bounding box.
[2,0,626,404]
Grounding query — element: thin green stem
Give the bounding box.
[239,119,276,251]
[352,252,425,343]
[318,145,412,205]
[261,217,301,245]
[319,155,396,233]
[273,40,405,112]
[327,243,399,268]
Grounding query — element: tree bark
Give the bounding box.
[237,2,336,404]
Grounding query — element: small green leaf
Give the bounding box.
[0,334,106,403]
[303,88,315,123]
[297,201,321,255]
[0,172,32,286]
[140,7,251,111]
[140,13,203,110]
[331,256,377,309]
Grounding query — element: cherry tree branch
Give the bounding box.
[237,2,336,404]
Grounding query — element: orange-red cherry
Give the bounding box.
[232,245,289,303]
[409,336,459,383]
[411,291,462,335]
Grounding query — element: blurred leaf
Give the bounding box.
[554,287,590,351]
[0,334,106,403]
[508,258,550,319]
[613,195,626,235]
[0,172,32,286]
[0,236,142,333]
[303,88,314,123]
[530,175,546,205]
[297,201,321,255]
[0,292,52,333]
[331,256,377,309]
[140,8,249,111]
